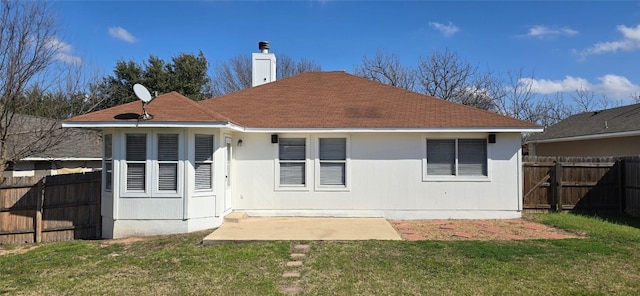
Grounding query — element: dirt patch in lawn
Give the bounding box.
[390,218,585,241]
[0,245,40,256]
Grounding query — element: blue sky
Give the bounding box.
[54,1,640,102]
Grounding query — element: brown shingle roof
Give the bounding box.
[66,72,539,130]
[200,71,538,129]
[66,91,232,123]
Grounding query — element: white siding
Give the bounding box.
[234,132,522,219]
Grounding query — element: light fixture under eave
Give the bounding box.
[133,83,154,120]
[237,139,243,146]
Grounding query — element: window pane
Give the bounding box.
[320,163,345,185]
[427,139,455,175]
[105,162,112,191]
[458,139,487,176]
[279,138,305,160]
[158,163,177,191]
[195,135,214,162]
[280,162,305,185]
[126,134,146,161]
[195,163,212,190]
[104,134,112,159]
[319,138,346,160]
[158,134,179,161]
[127,163,145,190]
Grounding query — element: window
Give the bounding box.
[426,138,487,177]
[319,138,346,186]
[157,134,178,191]
[279,138,306,186]
[104,134,113,191]
[126,134,147,191]
[194,134,214,190]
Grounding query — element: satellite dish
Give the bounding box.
[133,84,153,103]
[133,84,154,120]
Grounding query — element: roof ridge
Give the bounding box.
[167,91,236,123]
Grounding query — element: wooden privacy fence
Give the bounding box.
[0,172,101,244]
[523,156,640,215]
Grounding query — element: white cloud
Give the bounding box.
[527,25,578,38]
[429,22,460,37]
[521,74,640,99]
[46,37,82,65]
[578,24,640,58]
[108,26,137,43]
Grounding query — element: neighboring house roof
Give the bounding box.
[527,103,640,143]
[65,91,234,126]
[25,128,103,160]
[64,71,540,132]
[6,113,102,161]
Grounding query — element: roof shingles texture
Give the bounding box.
[67,72,538,129]
[67,91,232,123]
[527,103,640,141]
[200,72,537,129]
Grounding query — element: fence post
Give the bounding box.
[619,159,626,214]
[34,177,45,243]
[553,162,563,212]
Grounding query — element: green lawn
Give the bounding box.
[2,214,640,295]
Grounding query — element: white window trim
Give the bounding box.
[120,129,185,198]
[422,135,492,182]
[314,135,351,192]
[274,135,310,191]
[193,133,215,193]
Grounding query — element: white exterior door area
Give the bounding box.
[224,136,232,212]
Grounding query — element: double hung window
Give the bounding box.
[194,134,214,190]
[279,138,306,186]
[104,134,113,191]
[157,134,179,191]
[426,139,487,177]
[319,138,347,186]
[126,134,147,191]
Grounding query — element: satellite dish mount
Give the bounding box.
[133,84,154,120]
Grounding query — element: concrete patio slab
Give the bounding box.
[202,217,402,244]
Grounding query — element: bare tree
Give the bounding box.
[277,55,321,80]
[209,54,321,97]
[455,71,503,111]
[353,50,416,90]
[0,0,79,179]
[493,68,539,122]
[416,48,477,102]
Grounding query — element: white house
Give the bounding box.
[63,43,542,238]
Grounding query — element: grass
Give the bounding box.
[2,213,640,295]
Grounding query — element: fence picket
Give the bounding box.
[0,172,101,244]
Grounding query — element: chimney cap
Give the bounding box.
[258,41,270,52]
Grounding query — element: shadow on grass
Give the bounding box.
[573,212,640,230]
